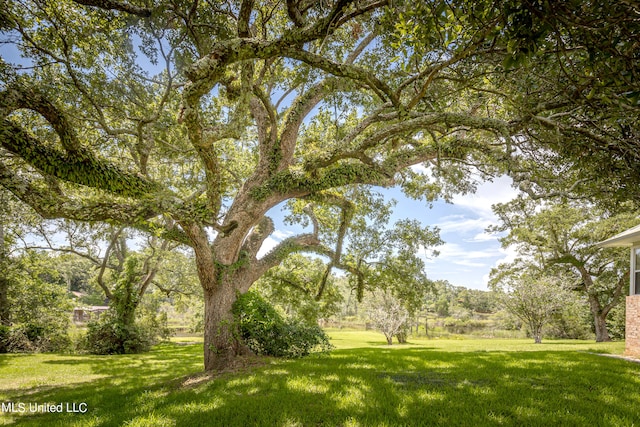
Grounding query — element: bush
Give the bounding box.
[137,295,172,342]
[5,327,33,352]
[82,291,172,355]
[2,253,74,353]
[0,325,9,353]
[2,323,72,353]
[232,291,333,358]
[83,312,153,355]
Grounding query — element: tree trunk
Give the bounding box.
[0,272,9,354]
[111,268,139,330]
[385,334,393,345]
[530,321,543,344]
[184,208,313,371]
[581,270,612,342]
[119,301,137,329]
[593,312,611,342]
[0,222,9,327]
[185,220,249,371]
[586,293,611,342]
[425,316,429,337]
[0,275,8,326]
[113,293,137,329]
[202,278,252,371]
[532,325,542,343]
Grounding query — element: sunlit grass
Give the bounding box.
[0,353,108,394]
[169,336,203,344]
[326,328,627,354]
[0,333,638,426]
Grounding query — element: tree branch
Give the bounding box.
[72,0,152,17]
[307,112,509,171]
[278,77,344,170]
[96,227,126,299]
[282,46,398,105]
[0,119,159,198]
[250,233,321,283]
[238,0,255,37]
[241,216,275,260]
[1,85,82,154]
[286,0,306,27]
[183,0,364,101]
[0,162,153,221]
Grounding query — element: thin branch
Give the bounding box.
[282,46,398,105]
[96,227,126,299]
[238,0,255,37]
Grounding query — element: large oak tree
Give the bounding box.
[1,0,638,370]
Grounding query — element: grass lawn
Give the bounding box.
[1,331,638,426]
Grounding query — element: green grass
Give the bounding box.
[1,332,638,426]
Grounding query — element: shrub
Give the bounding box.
[83,291,172,355]
[2,254,74,353]
[40,327,72,352]
[137,295,172,342]
[2,323,72,353]
[83,311,153,355]
[232,291,333,358]
[0,325,9,353]
[606,302,626,341]
[5,327,33,352]
[441,317,485,335]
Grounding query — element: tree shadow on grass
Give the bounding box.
[1,343,203,426]
[3,345,640,426]
[0,353,14,369]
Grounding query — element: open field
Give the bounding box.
[0,331,638,426]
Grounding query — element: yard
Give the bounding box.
[0,331,638,426]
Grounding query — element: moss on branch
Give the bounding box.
[0,120,159,198]
[257,234,321,274]
[249,163,391,201]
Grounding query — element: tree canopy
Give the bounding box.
[491,198,637,341]
[490,260,572,344]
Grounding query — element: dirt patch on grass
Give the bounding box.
[177,355,274,389]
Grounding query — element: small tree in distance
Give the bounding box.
[369,290,410,345]
[491,262,570,344]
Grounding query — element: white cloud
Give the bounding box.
[428,176,517,245]
[254,229,297,259]
[435,216,494,235]
[494,245,519,267]
[256,237,279,259]
[451,175,518,219]
[272,230,294,240]
[410,163,428,174]
[453,260,489,268]
[431,242,504,262]
[481,245,519,286]
[465,231,501,243]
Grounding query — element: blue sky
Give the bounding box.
[418,175,519,290]
[259,175,520,291]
